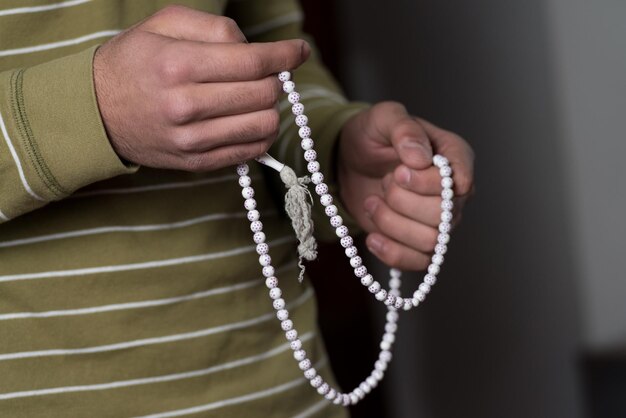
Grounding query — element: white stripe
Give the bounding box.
[0,210,277,248]
[292,399,331,418]
[71,174,244,198]
[0,0,91,17]
[242,11,303,37]
[0,262,297,321]
[133,358,328,418]
[0,110,44,201]
[0,30,121,58]
[0,332,315,400]
[0,286,313,362]
[0,209,8,222]
[0,235,294,283]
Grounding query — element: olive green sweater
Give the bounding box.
[0,1,367,416]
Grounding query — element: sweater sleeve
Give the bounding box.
[225,0,370,241]
[0,45,137,223]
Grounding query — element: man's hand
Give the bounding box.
[94,5,310,171]
[338,102,474,271]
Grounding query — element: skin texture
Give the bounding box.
[94,6,475,272]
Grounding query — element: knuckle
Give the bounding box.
[455,174,474,196]
[260,78,281,107]
[154,4,186,19]
[162,92,195,125]
[157,57,189,84]
[385,185,404,212]
[255,110,280,139]
[423,228,439,251]
[214,17,244,42]
[170,129,197,153]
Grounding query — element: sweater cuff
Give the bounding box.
[1,45,136,201]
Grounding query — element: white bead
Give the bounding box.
[281,319,293,331]
[247,210,260,222]
[441,199,454,211]
[375,360,387,371]
[414,289,426,302]
[372,370,384,381]
[419,283,431,294]
[307,161,320,173]
[340,236,353,248]
[368,281,381,294]
[412,298,420,307]
[259,254,271,266]
[315,183,328,196]
[330,215,343,227]
[273,298,285,310]
[244,198,257,211]
[309,375,322,387]
[269,287,282,299]
[375,289,387,301]
[292,103,304,115]
[354,387,365,399]
[256,243,269,255]
[311,172,324,184]
[295,114,308,127]
[317,383,330,395]
[354,266,368,278]
[241,187,254,199]
[287,91,300,104]
[262,266,275,277]
[253,231,266,244]
[300,138,314,150]
[282,81,295,93]
[299,359,312,371]
[278,71,291,82]
[265,277,278,288]
[294,349,307,361]
[250,221,263,232]
[349,256,362,268]
[433,154,449,167]
[440,165,452,177]
[343,394,351,406]
[290,339,302,351]
[325,205,338,217]
[383,333,395,344]
[333,395,343,405]
[238,175,251,187]
[403,298,413,310]
[424,274,437,285]
[345,246,358,258]
[428,264,440,275]
[441,177,454,189]
[389,277,401,289]
[385,323,397,333]
[298,126,311,138]
[390,268,402,278]
[437,233,450,244]
[394,297,404,309]
[334,226,347,239]
[325,388,337,400]
[321,194,333,207]
[276,309,289,321]
[442,188,454,200]
[304,149,317,162]
[435,244,447,255]
[349,393,359,405]
[386,310,399,323]
[366,377,378,387]
[432,254,444,265]
[236,164,249,176]
[360,274,374,287]
[360,382,371,394]
[439,222,451,233]
[441,210,453,223]
[286,330,298,341]
[384,294,396,306]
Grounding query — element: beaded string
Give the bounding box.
[235,71,454,406]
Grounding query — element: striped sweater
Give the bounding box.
[0,1,368,416]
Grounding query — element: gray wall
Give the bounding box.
[328,0,626,416]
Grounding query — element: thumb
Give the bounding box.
[372,102,433,170]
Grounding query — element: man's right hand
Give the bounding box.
[93,5,310,171]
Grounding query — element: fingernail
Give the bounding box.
[397,166,411,186]
[368,236,383,253]
[364,197,378,217]
[402,139,432,160]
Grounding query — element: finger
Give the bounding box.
[178,137,275,172]
[364,195,438,254]
[173,76,281,122]
[171,108,279,152]
[180,39,310,82]
[143,5,247,43]
[393,165,443,196]
[384,183,446,228]
[416,117,475,196]
[366,233,431,271]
